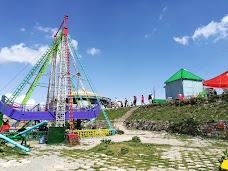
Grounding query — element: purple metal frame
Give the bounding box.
[0,100,100,121]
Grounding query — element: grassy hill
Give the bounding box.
[127,94,228,122]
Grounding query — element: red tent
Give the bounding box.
[203,71,228,88]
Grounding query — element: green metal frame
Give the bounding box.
[7,32,63,105]
[0,133,27,146]
[22,35,62,104]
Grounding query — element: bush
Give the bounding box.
[131,136,141,143]
[100,139,112,145]
[120,147,129,155]
[168,118,200,136]
[105,150,114,156]
[97,146,106,152]
[116,129,124,135]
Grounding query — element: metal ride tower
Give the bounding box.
[1,15,115,135]
[46,16,73,129]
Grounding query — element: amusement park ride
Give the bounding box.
[0,15,115,151]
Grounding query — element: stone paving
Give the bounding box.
[0,139,224,171]
[0,108,227,171]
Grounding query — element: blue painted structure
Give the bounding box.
[13,120,48,137]
[0,134,30,152]
[0,121,47,152]
[165,80,183,99]
[165,80,203,99]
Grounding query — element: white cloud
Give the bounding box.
[159,15,163,21]
[173,36,189,45]
[144,28,157,38]
[0,43,48,65]
[5,93,36,105]
[163,7,167,12]
[144,34,152,38]
[192,15,228,41]
[159,6,167,21]
[20,28,26,32]
[71,39,78,49]
[174,14,228,45]
[87,48,101,56]
[35,25,58,38]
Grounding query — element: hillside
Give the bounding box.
[127,94,228,122]
[96,107,131,120]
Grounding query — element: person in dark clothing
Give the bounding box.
[76,119,82,130]
[124,98,128,107]
[133,96,137,106]
[148,94,152,104]
[214,89,217,95]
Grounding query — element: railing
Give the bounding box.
[10,103,99,112]
[74,129,111,137]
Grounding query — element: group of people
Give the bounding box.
[112,94,154,108]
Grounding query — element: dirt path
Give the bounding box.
[113,107,138,131]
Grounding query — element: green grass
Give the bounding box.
[61,140,171,170]
[90,141,170,157]
[127,99,228,122]
[60,139,222,170]
[0,144,28,159]
[96,107,131,120]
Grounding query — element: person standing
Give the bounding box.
[141,95,145,105]
[133,96,137,106]
[148,94,152,104]
[114,97,118,108]
[124,98,128,107]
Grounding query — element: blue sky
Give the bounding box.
[0,0,228,104]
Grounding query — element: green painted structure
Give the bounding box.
[47,127,65,144]
[165,68,203,83]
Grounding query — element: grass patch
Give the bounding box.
[0,144,28,159]
[90,141,170,158]
[96,107,131,120]
[211,141,228,148]
[61,140,171,170]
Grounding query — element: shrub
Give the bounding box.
[100,139,112,145]
[97,146,106,151]
[105,150,114,156]
[116,129,124,135]
[120,147,129,155]
[131,136,141,143]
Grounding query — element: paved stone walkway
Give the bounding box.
[0,107,227,171]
